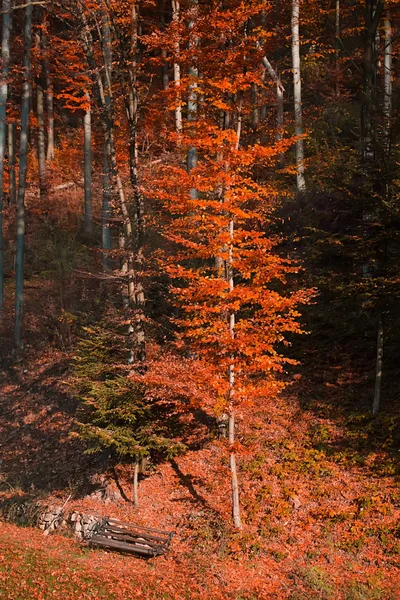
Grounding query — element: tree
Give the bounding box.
[14,0,33,350]
[291,0,306,193]
[0,0,11,312]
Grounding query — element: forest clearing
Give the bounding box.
[0,0,399,598]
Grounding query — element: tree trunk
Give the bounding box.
[373,312,383,415]
[383,13,392,153]
[226,111,243,531]
[261,54,285,165]
[102,137,112,267]
[36,81,47,200]
[8,122,16,205]
[15,0,32,351]
[133,461,139,507]
[251,83,259,131]
[172,0,182,136]
[160,0,169,90]
[0,0,11,312]
[291,0,306,193]
[43,32,55,162]
[83,92,93,236]
[187,0,198,200]
[335,0,340,96]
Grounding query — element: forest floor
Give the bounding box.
[0,338,399,600]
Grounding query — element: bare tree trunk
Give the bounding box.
[8,122,16,204]
[373,313,383,415]
[261,54,285,164]
[43,32,54,161]
[36,80,47,200]
[251,83,259,130]
[333,0,340,97]
[226,104,243,531]
[83,92,93,236]
[102,137,111,267]
[0,0,11,312]
[187,0,198,200]
[291,0,306,193]
[15,0,32,351]
[172,0,182,136]
[383,13,392,153]
[133,461,139,507]
[160,0,169,90]
[371,11,392,417]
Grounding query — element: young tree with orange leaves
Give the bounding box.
[149,0,311,527]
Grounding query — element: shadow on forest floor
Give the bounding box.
[288,335,400,478]
[0,358,109,498]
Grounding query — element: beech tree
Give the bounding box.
[15,0,33,350]
[0,0,11,312]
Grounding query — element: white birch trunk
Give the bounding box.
[291,0,306,193]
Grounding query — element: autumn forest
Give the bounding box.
[0,0,399,598]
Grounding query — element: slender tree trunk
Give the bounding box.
[187,0,198,200]
[102,138,111,267]
[0,0,11,312]
[371,11,392,416]
[383,13,392,153]
[251,83,259,130]
[335,0,340,97]
[373,313,383,415]
[15,0,32,351]
[226,104,243,531]
[160,0,169,90]
[133,461,139,507]
[42,28,54,162]
[83,92,93,236]
[228,217,241,529]
[101,6,138,365]
[128,4,146,366]
[8,122,16,205]
[291,0,306,192]
[260,54,285,162]
[36,81,47,200]
[172,0,182,136]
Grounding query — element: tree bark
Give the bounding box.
[14,0,32,351]
[102,137,112,267]
[8,121,16,205]
[172,0,182,136]
[160,0,169,90]
[373,312,383,415]
[383,13,392,154]
[291,0,306,192]
[42,28,54,161]
[0,0,11,312]
[83,92,93,236]
[133,461,139,507]
[187,0,198,200]
[36,80,47,200]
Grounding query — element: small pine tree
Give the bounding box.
[73,321,186,502]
